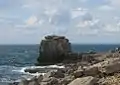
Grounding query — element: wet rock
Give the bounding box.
[53,69,65,78]
[24,68,41,73]
[43,71,55,78]
[68,76,98,85]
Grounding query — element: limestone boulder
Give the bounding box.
[58,76,74,85]
[84,65,100,76]
[99,58,120,74]
[73,68,83,78]
[68,76,98,85]
[40,77,58,85]
[43,70,64,79]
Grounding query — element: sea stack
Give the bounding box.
[37,35,71,65]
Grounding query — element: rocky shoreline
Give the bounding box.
[12,35,120,85]
[17,50,120,85]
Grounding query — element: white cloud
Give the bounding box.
[1,0,120,44]
[25,16,38,26]
[109,0,120,7]
[72,8,88,19]
[98,5,114,11]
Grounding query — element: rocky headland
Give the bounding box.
[16,35,120,85]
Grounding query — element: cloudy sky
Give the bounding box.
[0,0,120,44]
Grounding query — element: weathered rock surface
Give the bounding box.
[68,76,98,85]
[40,77,58,85]
[37,35,71,65]
[98,58,120,74]
[73,70,83,78]
[84,65,100,76]
[58,76,74,85]
[97,73,120,85]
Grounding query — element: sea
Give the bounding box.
[0,44,120,85]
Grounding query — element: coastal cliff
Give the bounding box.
[17,35,120,85]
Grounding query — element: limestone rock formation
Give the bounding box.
[37,35,71,65]
[68,76,98,85]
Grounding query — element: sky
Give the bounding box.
[0,0,120,44]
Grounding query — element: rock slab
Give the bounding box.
[68,76,98,85]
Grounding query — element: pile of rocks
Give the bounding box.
[17,51,120,85]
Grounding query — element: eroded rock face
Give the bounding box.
[40,77,58,85]
[99,58,120,74]
[37,35,71,65]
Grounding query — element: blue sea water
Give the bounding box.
[0,44,120,84]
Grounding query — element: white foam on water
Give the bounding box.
[0,65,65,84]
[47,65,65,68]
[22,65,65,70]
[12,65,64,74]
[12,67,26,73]
[13,65,65,78]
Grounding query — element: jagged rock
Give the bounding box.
[43,70,65,79]
[73,70,83,78]
[43,71,55,79]
[18,79,29,85]
[37,35,71,65]
[73,67,83,78]
[98,58,120,74]
[68,76,98,85]
[81,54,95,63]
[84,65,100,76]
[40,77,58,85]
[53,69,65,78]
[28,81,39,85]
[58,76,74,85]
[37,75,43,83]
[97,73,120,85]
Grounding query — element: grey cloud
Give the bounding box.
[50,10,71,27]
